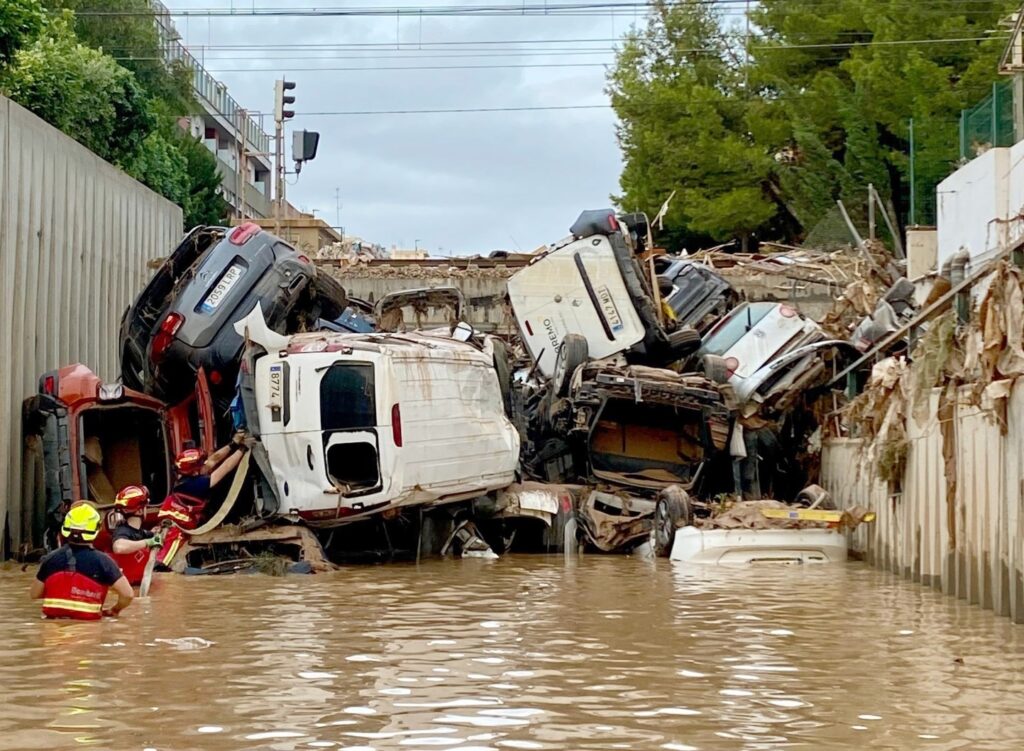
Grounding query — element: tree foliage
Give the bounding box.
[610,0,1018,247]
[1,1,228,229]
[0,0,46,66]
[1,16,154,164]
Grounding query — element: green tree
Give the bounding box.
[45,0,193,115]
[751,0,1015,230]
[0,15,154,164]
[175,129,229,227]
[608,1,778,250]
[0,0,46,67]
[610,0,1018,245]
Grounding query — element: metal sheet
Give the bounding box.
[0,96,182,555]
[822,383,1024,623]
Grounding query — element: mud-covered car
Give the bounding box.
[653,255,738,334]
[523,358,731,492]
[120,223,348,409]
[507,210,712,376]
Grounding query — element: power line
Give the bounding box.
[299,104,612,115]
[201,62,610,72]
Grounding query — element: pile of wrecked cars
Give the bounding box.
[23,211,874,574]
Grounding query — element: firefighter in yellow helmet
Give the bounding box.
[30,503,134,620]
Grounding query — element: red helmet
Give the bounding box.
[175,448,207,475]
[114,485,150,513]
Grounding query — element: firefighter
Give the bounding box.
[157,433,249,565]
[109,485,163,586]
[30,503,134,620]
[174,432,249,505]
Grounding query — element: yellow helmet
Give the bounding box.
[61,502,101,543]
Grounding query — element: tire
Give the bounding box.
[552,334,588,397]
[667,326,701,359]
[312,270,349,320]
[653,487,691,558]
[701,354,731,384]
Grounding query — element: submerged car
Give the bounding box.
[233,306,521,526]
[119,223,348,410]
[22,364,215,542]
[507,210,708,377]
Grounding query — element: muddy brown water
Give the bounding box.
[1,557,1023,751]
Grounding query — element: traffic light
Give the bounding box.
[292,130,320,163]
[274,79,296,122]
[292,130,320,175]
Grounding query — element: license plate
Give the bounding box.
[595,285,624,333]
[200,263,245,313]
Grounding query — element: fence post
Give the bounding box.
[993,81,999,147]
[909,118,916,226]
[960,109,967,160]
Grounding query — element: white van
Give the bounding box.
[235,307,520,526]
[507,211,699,377]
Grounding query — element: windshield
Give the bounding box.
[320,363,376,430]
[701,303,775,356]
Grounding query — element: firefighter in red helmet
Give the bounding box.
[109,485,162,586]
[156,434,249,565]
[173,432,248,509]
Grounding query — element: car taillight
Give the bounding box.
[391,403,403,447]
[725,356,740,378]
[779,305,797,318]
[297,254,311,264]
[230,222,261,246]
[607,214,619,231]
[151,312,185,364]
[42,375,56,395]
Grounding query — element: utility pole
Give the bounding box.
[236,107,247,221]
[273,78,296,235]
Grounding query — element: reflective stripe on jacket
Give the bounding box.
[41,549,107,621]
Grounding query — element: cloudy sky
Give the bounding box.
[168,1,640,255]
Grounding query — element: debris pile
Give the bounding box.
[24,209,907,570]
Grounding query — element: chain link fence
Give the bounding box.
[960,79,1016,161]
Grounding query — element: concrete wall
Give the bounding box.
[323,266,518,334]
[821,384,1024,623]
[0,96,183,555]
[936,146,1024,270]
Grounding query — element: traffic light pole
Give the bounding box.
[274,115,284,235]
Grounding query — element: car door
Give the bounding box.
[165,367,217,456]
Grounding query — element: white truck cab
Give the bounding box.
[236,308,520,526]
[508,210,697,377]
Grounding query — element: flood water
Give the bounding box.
[1,557,1023,751]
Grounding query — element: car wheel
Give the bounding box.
[552,334,588,397]
[667,326,701,358]
[701,354,732,384]
[653,488,691,558]
[312,270,349,320]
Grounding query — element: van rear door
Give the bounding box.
[507,237,646,376]
[319,362,384,497]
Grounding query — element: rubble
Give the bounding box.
[24,207,913,569]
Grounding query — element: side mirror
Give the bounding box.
[453,322,474,342]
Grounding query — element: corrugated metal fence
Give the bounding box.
[822,384,1024,623]
[0,95,182,556]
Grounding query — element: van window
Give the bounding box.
[320,363,376,430]
[702,302,775,355]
